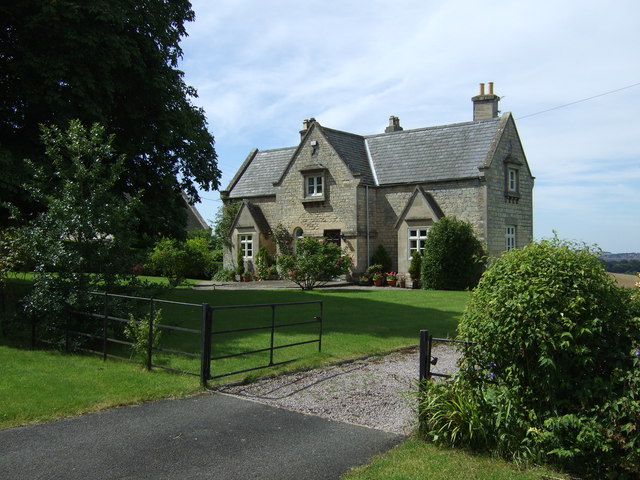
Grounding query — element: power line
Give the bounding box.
[517,81,640,120]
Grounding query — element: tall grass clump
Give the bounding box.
[419,237,640,479]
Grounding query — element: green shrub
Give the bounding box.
[236,246,244,277]
[147,238,190,287]
[212,267,235,282]
[420,237,640,478]
[408,251,422,281]
[123,310,163,368]
[277,237,352,290]
[371,244,392,273]
[421,217,484,290]
[255,246,277,280]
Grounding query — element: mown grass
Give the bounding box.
[0,342,200,430]
[342,437,568,480]
[0,281,468,429]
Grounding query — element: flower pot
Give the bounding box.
[373,279,383,287]
[387,279,397,287]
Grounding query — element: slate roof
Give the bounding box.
[322,128,375,185]
[227,147,296,197]
[365,117,502,185]
[226,116,504,197]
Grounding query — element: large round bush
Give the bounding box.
[451,238,640,477]
[421,216,484,290]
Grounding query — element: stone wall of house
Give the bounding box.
[272,126,361,273]
[483,118,534,256]
[361,180,485,275]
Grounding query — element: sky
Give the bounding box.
[180,0,640,254]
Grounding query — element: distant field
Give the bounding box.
[609,272,638,288]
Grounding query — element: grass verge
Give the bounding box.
[341,437,568,480]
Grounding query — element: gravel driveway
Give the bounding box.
[217,343,461,435]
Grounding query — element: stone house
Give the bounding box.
[222,83,534,279]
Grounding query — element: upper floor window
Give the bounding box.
[239,234,253,259]
[507,168,519,194]
[505,225,516,251]
[408,228,428,258]
[306,175,323,197]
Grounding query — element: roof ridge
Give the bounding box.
[321,125,366,141]
[364,116,501,139]
[257,145,298,153]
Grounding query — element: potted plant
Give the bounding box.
[386,271,398,287]
[398,274,406,289]
[242,261,254,282]
[358,275,370,286]
[371,272,384,287]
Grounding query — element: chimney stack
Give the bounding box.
[472,82,500,121]
[385,115,403,133]
[299,118,316,139]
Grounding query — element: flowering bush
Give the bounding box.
[277,237,352,290]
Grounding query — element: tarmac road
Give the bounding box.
[0,391,401,480]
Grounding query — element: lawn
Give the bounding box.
[148,287,468,379]
[0,283,468,429]
[1,282,568,479]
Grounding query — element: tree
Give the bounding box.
[20,120,140,338]
[277,237,352,290]
[0,0,220,239]
[421,217,484,290]
[212,201,241,249]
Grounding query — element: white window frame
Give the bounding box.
[505,225,516,251]
[408,228,428,258]
[306,175,323,197]
[239,234,253,259]
[507,168,519,193]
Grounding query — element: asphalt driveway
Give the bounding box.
[0,392,401,480]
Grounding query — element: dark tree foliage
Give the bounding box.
[421,217,484,290]
[0,0,220,240]
[602,259,640,275]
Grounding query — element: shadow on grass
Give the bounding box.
[2,282,469,381]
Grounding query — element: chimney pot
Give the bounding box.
[472,82,500,121]
[385,115,403,133]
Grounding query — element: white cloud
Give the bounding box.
[183,0,640,252]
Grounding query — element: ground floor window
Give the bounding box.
[408,228,428,257]
[239,234,253,259]
[323,229,341,246]
[505,225,516,251]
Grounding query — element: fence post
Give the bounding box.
[147,299,155,371]
[269,305,276,366]
[318,302,323,352]
[419,329,432,382]
[102,292,108,361]
[200,303,212,388]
